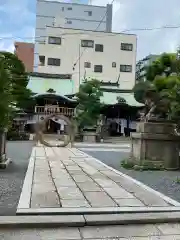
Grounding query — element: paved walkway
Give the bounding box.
[2,222,180,239]
[14,144,180,239]
[17,145,180,213]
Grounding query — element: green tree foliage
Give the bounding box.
[133,81,153,103]
[0,51,34,109]
[0,52,34,129]
[146,53,176,81]
[0,55,13,129]
[75,79,103,128]
[134,50,180,121]
[159,77,180,121]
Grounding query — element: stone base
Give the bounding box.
[130,122,180,171]
[0,156,12,169]
[83,131,96,143]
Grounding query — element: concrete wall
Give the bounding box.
[36,27,137,92]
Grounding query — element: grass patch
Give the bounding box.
[121,159,135,169]
[121,159,164,171]
[176,177,180,184]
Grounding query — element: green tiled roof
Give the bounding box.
[101,92,144,107]
[27,76,74,95]
[28,76,143,107]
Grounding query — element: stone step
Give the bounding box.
[14,211,180,227]
[16,206,180,216]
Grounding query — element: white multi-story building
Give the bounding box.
[136,54,159,82]
[34,0,113,70]
[36,26,137,92]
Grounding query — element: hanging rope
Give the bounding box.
[35,114,76,147]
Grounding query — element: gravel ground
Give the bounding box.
[0,141,34,215]
[82,150,180,203]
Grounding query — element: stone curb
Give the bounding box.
[0,215,85,228]
[3,212,180,228]
[17,148,36,209]
[0,158,12,169]
[16,206,180,215]
[84,212,180,226]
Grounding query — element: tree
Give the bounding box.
[0,52,33,165]
[0,51,34,109]
[0,54,14,164]
[159,77,180,121]
[0,55,13,129]
[133,50,180,122]
[133,80,153,103]
[75,79,103,129]
[146,53,177,81]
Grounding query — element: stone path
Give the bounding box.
[2,223,180,239]
[17,145,180,213]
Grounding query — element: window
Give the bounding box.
[120,65,132,72]
[112,62,116,68]
[84,62,91,68]
[67,7,72,10]
[39,56,45,66]
[81,40,94,48]
[84,10,92,16]
[67,20,72,24]
[121,43,133,51]
[62,7,64,11]
[95,44,103,52]
[48,37,61,45]
[48,58,60,66]
[94,65,103,73]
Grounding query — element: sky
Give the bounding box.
[0,0,180,59]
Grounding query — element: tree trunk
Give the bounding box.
[0,130,7,162]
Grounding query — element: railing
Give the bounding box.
[35,105,74,116]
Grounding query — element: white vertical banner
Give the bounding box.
[121,119,127,134]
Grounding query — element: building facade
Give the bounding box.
[35,27,137,92]
[14,42,34,72]
[136,54,159,82]
[34,0,112,71]
[25,73,143,137]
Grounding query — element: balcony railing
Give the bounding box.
[35,105,74,116]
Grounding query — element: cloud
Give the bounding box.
[92,0,180,59]
[1,0,180,59]
[0,0,35,53]
[0,41,14,52]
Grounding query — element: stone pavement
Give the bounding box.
[2,223,180,239]
[75,142,131,152]
[17,145,180,214]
